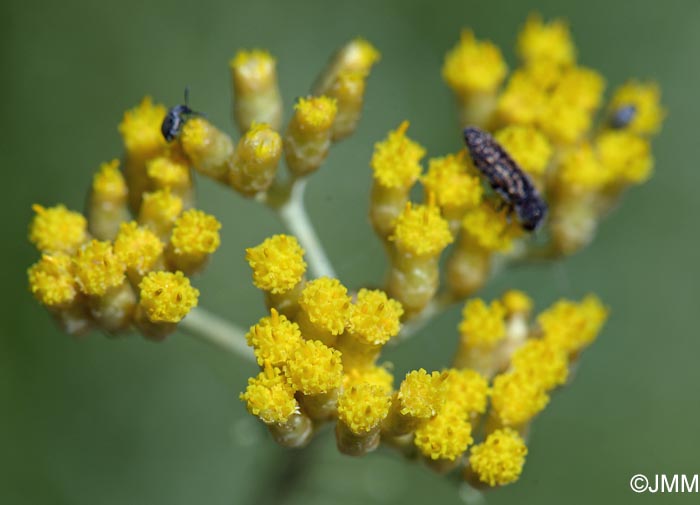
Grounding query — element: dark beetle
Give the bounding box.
[161,88,200,142]
[463,126,548,231]
[609,104,636,129]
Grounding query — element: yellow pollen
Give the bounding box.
[29,204,87,254]
[555,66,605,112]
[237,122,282,165]
[494,125,552,177]
[347,289,404,345]
[469,428,528,487]
[139,189,183,229]
[240,363,298,424]
[138,270,199,323]
[73,240,126,296]
[283,339,343,395]
[414,403,474,461]
[298,277,352,335]
[113,221,164,275]
[491,370,549,426]
[556,142,610,191]
[146,155,191,189]
[517,13,576,67]
[461,203,520,252]
[596,130,653,184]
[442,30,508,95]
[510,339,569,391]
[28,253,78,308]
[170,209,222,258]
[179,117,210,153]
[293,96,338,132]
[246,309,303,366]
[496,70,549,126]
[397,369,447,418]
[246,234,306,294]
[538,295,608,355]
[342,365,394,395]
[118,96,167,156]
[337,382,392,434]
[459,298,507,348]
[421,152,483,210]
[92,159,127,201]
[390,202,453,257]
[370,121,426,189]
[442,368,490,416]
[537,93,592,145]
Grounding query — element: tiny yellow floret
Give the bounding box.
[537,93,591,145]
[501,290,534,315]
[609,81,665,135]
[461,203,519,252]
[469,428,528,487]
[390,202,453,257]
[246,235,306,294]
[517,14,576,67]
[415,404,473,461]
[246,309,303,366]
[138,271,199,323]
[491,371,549,426]
[298,277,352,335]
[73,240,126,296]
[511,339,569,391]
[113,221,164,275]
[443,30,508,95]
[170,209,222,258]
[337,383,392,434]
[29,204,87,254]
[539,295,608,355]
[139,189,183,229]
[495,70,548,126]
[342,366,394,395]
[284,339,343,395]
[179,117,210,153]
[92,159,127,201]
[397,369,446,418]
[28,253,77,308]
[555,66,605,112]
[347,289,404,345]
[230,49,277,92]
[370,121,426,189]
[118,96,167,156]
[240,364,298,424]
[556,142,610,191]
[421,152,483,210]
[147,156,190,189]
[494,125,552,177]
[293,96,338,133]
[596,131,653,184]
[459,299,507,348]
[442,368,490,416]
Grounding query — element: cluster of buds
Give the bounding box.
[242,234,608,486]
[26,12,662,494]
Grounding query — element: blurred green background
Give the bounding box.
[3,0,699,503]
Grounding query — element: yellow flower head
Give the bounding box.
[421,152,483,210]
[246,309,303,367]
[118,96,167,158]
[415,404,473,461]
[511,339,569,391]
[442,368,490,416]
[138,271,199,323]
[28,253,77,308]
[113,221,164,275]
[284,339,343,395]
[556,142,610,192]
[292,96,338,133]
[501,289,534,316]
[29,204,87,254]
[246,234,306,294]
[555,66,605,112]
[491,371,549,426]
[298,277,351,335]
[537,93,592,145]
[179,117,212,154]
[469,428,528,487]
[596,130,653,185]
[609,81,665,136]
[170,209,222,259]
[539,295,608,355]
[337,38,381,74]
[494,125,552,177]
[370,121,426,189]
[92,159,127,202]
[517,14,576,67]
[230,49,277,93]
[337,382,392,434]
[139,189,183,229]
[347,289,403,346]
[461,203,520,252]
[235,123,282,168]
[443,30,508,96]
[73,240,126,296]
[147,155,190,190]
[459,298,507,348]
[342,365,394,395]
[397,369,447,418]
[496,71,548,126]
[240,363,298,424]
[390,202,453,257]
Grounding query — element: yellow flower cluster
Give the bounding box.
[27,14,651,494]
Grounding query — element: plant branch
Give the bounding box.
[179,307,255,362]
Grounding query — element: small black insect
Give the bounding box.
[609,104,636,129]
[161,88,201,142]
[463,126,548,231]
